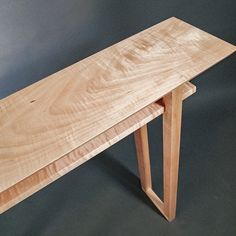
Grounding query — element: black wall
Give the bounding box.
[0,1,236,236]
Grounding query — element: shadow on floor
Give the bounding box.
[94,152,164,218]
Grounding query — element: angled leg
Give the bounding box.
[162,85,183,221]
[134,84,186,221]
[134,125,152,191]
[134,125,165,217]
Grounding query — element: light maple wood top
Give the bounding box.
[0,17,235,194]
[0,82,195,213]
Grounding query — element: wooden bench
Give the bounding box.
[0,17,235,221]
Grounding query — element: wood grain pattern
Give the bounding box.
[181,81,196,100]
[0,82,195,214]
[0,17,235,202]
[134,84,189,221]
[162,85,183,221]
[0,103,164,213]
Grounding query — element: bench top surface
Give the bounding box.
[0,17,235,193]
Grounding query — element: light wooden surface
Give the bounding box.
[134,125,168,218]
[181,82,196,100]
[0,103,164,214]
[134,85,184,221]
[162,85,183,221]
[0,82,195,214]
[134,125,152,191]
[0,16,235,211]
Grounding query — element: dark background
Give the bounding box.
[0,0,235,235]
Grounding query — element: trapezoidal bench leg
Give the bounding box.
[162,86,183,221]
[134,124,166,219]
[134,85,183,222]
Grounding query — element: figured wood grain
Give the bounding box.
[0,82,195,213]
[0,103,164,213]
[0,17,235,197]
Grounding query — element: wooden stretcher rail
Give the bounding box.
[0,82,195,214]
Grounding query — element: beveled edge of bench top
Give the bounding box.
[0,17,235,194]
